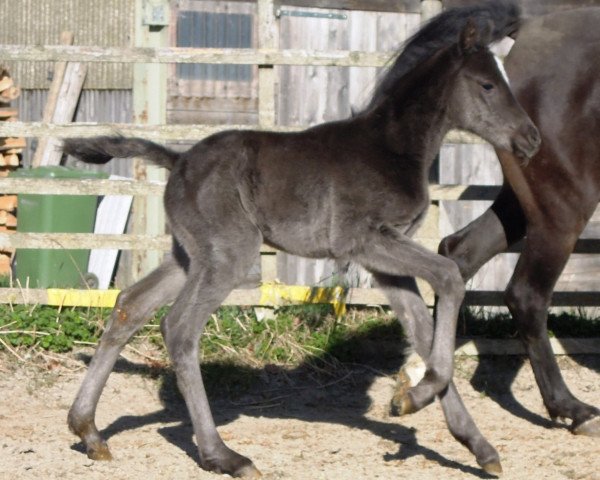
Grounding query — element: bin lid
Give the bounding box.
[9,166,109,179]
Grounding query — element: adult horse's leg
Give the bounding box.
[375,274,501,474]
[68,256,187,460]
[505,230,600,436]
[439,184,600,436]
[160,231,262,478]
[355,231,465,413]
[438,184,526,279]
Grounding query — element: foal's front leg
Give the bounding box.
[355,230,465,413]
[375,274,502,475]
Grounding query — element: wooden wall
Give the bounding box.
[275,5,421,287]
[444,0,600,16]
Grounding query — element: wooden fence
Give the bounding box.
[0,0,599,314]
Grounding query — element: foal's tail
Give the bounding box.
[62,136,179,170]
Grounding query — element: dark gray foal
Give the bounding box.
[63,2,539,477]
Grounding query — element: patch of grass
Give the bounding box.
[0,304,107,352]
[1,303,598,366]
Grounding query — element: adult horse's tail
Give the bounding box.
[62,136,179,170]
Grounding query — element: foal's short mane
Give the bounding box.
[366,0,521,111]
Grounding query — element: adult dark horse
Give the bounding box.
[436,7,600,437]
[63,2,539,477]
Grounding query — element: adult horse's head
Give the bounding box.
[448,19,541,162]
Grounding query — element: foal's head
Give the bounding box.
[366,0,540,162]
[447,20,541,161]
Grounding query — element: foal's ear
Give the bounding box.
[459,17,480,54]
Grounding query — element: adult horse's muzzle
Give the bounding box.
[511,121,541,165]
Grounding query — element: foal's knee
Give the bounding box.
[437,261,465,301]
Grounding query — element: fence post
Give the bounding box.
[418,0,442,306]
[257,0,279,284]
[129,0,169,284]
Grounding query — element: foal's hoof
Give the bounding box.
[481,461,503,477]
[203,452,261,478]
[390,370,412,416]
[236,463,262,478]
[572,415,600,437]
[86,441,113,461]
[390,392,416,416]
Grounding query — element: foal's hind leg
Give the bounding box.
[68,257,186,460]
[376,274,502,475]
[160,235,262,478]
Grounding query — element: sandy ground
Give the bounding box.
[0,349,599,480]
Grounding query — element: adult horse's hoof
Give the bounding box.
[481,461,503,477]
[572,415,600,437]
[86,441,113,461]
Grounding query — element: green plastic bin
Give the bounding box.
[12,166,108,288]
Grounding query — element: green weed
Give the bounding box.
[0,303,598,366]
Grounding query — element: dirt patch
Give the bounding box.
[0,350,599,480]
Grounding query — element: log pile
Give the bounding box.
[0,67,22,277]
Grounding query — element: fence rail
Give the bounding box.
[0,121,486,144]
[1,0,600,315]
[0,45,393,66]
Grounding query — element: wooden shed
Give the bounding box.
[2,0,599,295]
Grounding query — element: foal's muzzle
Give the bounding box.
[511,122,541,165]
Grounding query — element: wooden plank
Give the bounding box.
[0,121,486,145]
[36,62,88,166]
[130,0,170,284]
[0,177,165,196]
[0,108,18,119]
[465,290,600,307]
[0,232,172,250]
[429,184,501,201]
[0,231,279,253]
[0,138,26,151]
[182,0,420,13]
[443,0,600,16]
[31,31,74,168]
[258,0,278,128]
[0,195,17,211]
[455,338,600,356]
[275,0,421,13]
[0,45,392,67]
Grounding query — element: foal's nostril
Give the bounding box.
[529,124,541,146]
[522,123,541,157]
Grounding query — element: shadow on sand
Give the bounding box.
[71,322,497,479]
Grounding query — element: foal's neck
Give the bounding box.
[369,92,452,172]
[364,49,457,172]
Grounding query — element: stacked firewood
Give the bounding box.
[0,67,21,276]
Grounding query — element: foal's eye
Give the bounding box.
[481,83,494,91]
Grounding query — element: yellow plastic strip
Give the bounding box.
[43,284,348,316]
[46,289,120,308]
[259,283,347,318]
